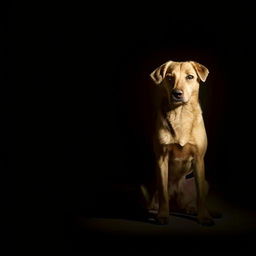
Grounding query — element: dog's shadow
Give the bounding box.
[76,183,222,227]
[146,210,198,225]
[78,206,200,226]
[169,212,198,223]
[76,184,207,226]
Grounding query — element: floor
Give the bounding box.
[66,192,256,253]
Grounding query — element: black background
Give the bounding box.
[19,2,256,252]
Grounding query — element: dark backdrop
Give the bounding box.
[28,3,256,252]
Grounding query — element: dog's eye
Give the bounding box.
[166,75,173,81]
[186,75,194,80]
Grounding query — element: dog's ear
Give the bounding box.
[191,62,209,82]
[150,61,173,85]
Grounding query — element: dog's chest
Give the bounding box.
[158,110,194,146]
[169,143,195,180]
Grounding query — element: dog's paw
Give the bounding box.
[197,216,215,226]
[156,216,169,225]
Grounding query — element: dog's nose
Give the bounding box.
[172,89,183,99]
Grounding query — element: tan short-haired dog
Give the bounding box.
[144,60,214,225]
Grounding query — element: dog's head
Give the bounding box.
[150,61,209,106]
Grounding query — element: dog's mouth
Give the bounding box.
[171,95,185,104]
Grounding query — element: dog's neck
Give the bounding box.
[162,94,202,146]
[163,92,201,116]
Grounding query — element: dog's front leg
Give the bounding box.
[193,157,214,226]
[156,149,169,224]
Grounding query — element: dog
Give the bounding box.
[141,60,214,226]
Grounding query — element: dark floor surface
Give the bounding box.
[62,191,256,253]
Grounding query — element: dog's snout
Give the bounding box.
[172,89,183,99]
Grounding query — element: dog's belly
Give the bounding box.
[168,143,195,181]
